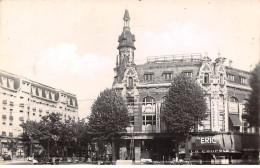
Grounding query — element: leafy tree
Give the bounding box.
[21,113,63,157]
[88,88,130,162]
[6,139,18,159]
[244,63,260,128]
[161,74,207,159]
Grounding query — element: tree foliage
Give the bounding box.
[20,113,90,157]
[88,88,130,137]
[6,139,18,159]
[161,74,207,135]
[244,63,260,127]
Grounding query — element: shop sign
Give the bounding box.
[191,149,240,153]
[195,137,218,146]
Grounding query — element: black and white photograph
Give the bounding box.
[0,0,259,165]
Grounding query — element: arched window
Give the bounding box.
[220,74,223,84]
[128,77,133,88]
[204,73,209,83]
[229,97,239,114]
[142,96,156,133]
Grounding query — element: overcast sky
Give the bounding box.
[0,0,259,119]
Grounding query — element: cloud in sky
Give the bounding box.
[0,0,259,119]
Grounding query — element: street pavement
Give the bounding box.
[0,160,34,165]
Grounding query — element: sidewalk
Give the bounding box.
[0,159,30,165]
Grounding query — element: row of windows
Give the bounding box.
[227,74,247,84]
[124,72,247,86]
[1,131,13,137]
[143,72,193,82]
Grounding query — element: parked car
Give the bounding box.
[32,159,38,165]
[26,156,34,161]
[67,157,73,163]
[3,155,11,161]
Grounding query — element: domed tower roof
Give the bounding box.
[117,10,136,50]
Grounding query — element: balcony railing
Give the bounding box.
[2,100,7,104]
[147,53,202,63]
[19,103,25,107]
[9,116,13,120]
[2,115,6,119]
[19,117,24,121]
[9,101,14,106]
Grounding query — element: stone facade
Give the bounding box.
[112,10,257,162]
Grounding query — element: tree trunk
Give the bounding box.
[175,138,179,162]
[185,136,189,158]
[112,138,116,164]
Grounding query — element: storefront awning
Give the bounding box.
[229,114,242,126]
[189,134,242,153]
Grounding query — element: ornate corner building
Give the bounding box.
[112,10,259,164]
[0,70,78,158]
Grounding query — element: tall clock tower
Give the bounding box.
[114,10,136,84]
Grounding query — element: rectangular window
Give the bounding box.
[183,72,193,78]
[227,74,235,81]
[163,73,173,80]
[8,79,14,89]
[2,100,7,104]
[127,97,134,106]
[2,115,6,119]
[9,132,13,137]
[144,74,154,81]
[240,77,247,84]
[2,131,6,136]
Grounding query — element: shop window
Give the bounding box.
[128,77,133,88]
[204,73,209,83]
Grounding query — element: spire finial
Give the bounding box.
[123,9,130,21]
[123,10,130,30]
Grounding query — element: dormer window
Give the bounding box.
[1,77,7,87]
[45,90,49,99]
[144,73,154,82]
[204,73,209,84]
[32,86,36,95]
[163,72,173,80]
[51,92,55,100]
[72,99,75,106]
[240,76,247,84]
[183,71,193,78]
[227,74,235,82]
[8,79,14,89]
[38,88,42,97]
